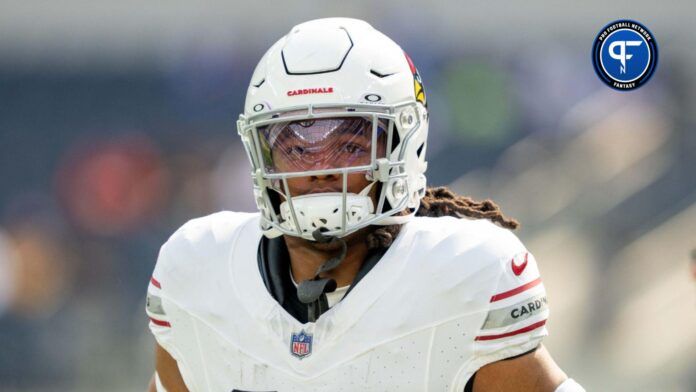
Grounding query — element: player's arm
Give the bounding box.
[146,277,188,392]
[148,342,189,392]
[147,373,156,392]
[472,344,567,391]
[470,249,584,391]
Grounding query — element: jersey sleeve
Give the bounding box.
[472,250,549,366]
[144,230,200,391]
[144,211,257,390]
[145,229,186,353]
[146,268,174,353]
[145,210,251,346]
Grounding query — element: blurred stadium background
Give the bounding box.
[0,1,694,391]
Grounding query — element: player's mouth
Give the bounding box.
[306,187,341,195]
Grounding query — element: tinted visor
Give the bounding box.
[258,117,386,173]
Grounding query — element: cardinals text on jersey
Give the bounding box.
[145,212,549,391]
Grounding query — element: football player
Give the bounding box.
[146,18,585,391]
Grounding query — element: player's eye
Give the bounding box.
[344,143,366,154]
[287,145,306,155]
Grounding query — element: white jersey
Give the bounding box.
[146,212,549,392]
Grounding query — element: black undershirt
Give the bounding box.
[256,236,387,323]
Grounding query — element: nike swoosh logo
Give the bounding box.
[511,253,528,276]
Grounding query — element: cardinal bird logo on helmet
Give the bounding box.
[404,52,427,107]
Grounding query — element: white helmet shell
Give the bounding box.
[238,18,428,240]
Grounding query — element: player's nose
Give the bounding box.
[307,169,343,192]
[309,172,340,184]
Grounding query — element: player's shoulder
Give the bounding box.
[152,211,260,292]
[408,215,526,264]
[168,210,259,247]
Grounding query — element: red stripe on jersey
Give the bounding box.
[149,317,171,327]
[150,277,161,289]
[490,277,542,302]
[475,319,546,341]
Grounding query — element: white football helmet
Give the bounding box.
[237,18,429,240]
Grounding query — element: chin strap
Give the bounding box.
[296,228,347,322]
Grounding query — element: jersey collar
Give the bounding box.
[229,215,417,344]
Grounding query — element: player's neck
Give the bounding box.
[283,230,370,288]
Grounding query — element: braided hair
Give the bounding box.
[366,186,519,249]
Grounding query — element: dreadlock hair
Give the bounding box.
[365,186,519,250]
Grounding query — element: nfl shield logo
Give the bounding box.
[290,330,313,359]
